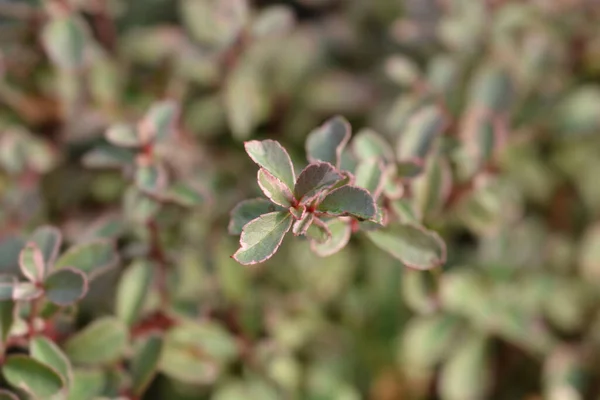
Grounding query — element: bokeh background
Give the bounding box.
[2,0,600,399]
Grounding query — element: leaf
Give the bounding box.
[401,315,463,376]
[366,224,447,270]
[0,275,16,301]
[311,219,351,256]
[41,16,87,70]
[0,390,18,400]
[30,336,72,387]
[233,212,293,265]
[226,64,268,140]
[180,0,248,49]
[397,105,446,162]
[54,240,119,280]
[439,334,491,400]
[164,182,208,207]
[257,169,295,207]
[469,64,514,114]
[228,199,282,235]
[305,218,331,244]
[0,236,25,274]
[294,162,343,203]
[305,116,351,168]
[251,5,295,38]
[105,124,140,148]
[355,158,385,199]
[2,355,64,398]
[67,369,106,400]
[385,55,421,86]
[140,100,179,143]
[19,243,45,283]
[135,161,168,194]
[131,334,164,396]
[244,140,296,191]
[81,146,135,169]
[12,282,43,301]
[292,213,314,236]
[352,129,394,162]
[317,186,376,220]
[64,317,128,366]
[43,268,88,306]
[160,321,238,385]
[115,260,153,326]
[412,156,453,219]
[289,205,306,220]
[30,226,62,268]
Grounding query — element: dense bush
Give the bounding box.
[1,0,600,399]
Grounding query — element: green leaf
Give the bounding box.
[140,100,179,143]
[30,336,72,387]
[43,268,88,306]
[135,161,168,194]
[41,16,87,70]
[439,334,491,400]
[2,355,64,398]
[396,105,446,162]
[160,321,238,385]
[355,158,385,199]
[385,55,421,86]
[0,236,25,274]
[317,186,376,220]
[226,64,268,140]
[64,317,128,366]
[105,124,140,148]
[228,199,282,235]
[67,369,105,400]
[82,146,135,169]
[251,5,295,38]
[233,212,293,265]
[115,260,153,326]
[54,240,119,280]
[0,390,18,400]
[400,315,463,376]
[469,64,514,114]
[366,224,446,270]
[30,226,62,268]
[244,140,296,191]
[131,334,164,396]
[310,219,351,257]
[257,169,295,207]
[292,213,314,236]
[180,0,248,49]
[19,243,45,283]
[352,129,394,162]
[164,182,208,207]
[294,162,343,203]
[412,156,453,219]
[305,116,351,168]
[0,275,16,301]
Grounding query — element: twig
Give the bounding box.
[147,220,170,305]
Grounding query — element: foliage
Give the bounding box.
[0,0,599,399]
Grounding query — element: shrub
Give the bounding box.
[0,0,599,399]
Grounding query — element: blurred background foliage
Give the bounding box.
[1,0,600,399]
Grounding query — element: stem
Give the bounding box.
[147,220,169,306]
[26,296,42,339]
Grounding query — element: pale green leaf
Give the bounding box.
[244,140,295,191]
[366,224,446,270]
[233,212,293,265]
[305,116,351,168]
